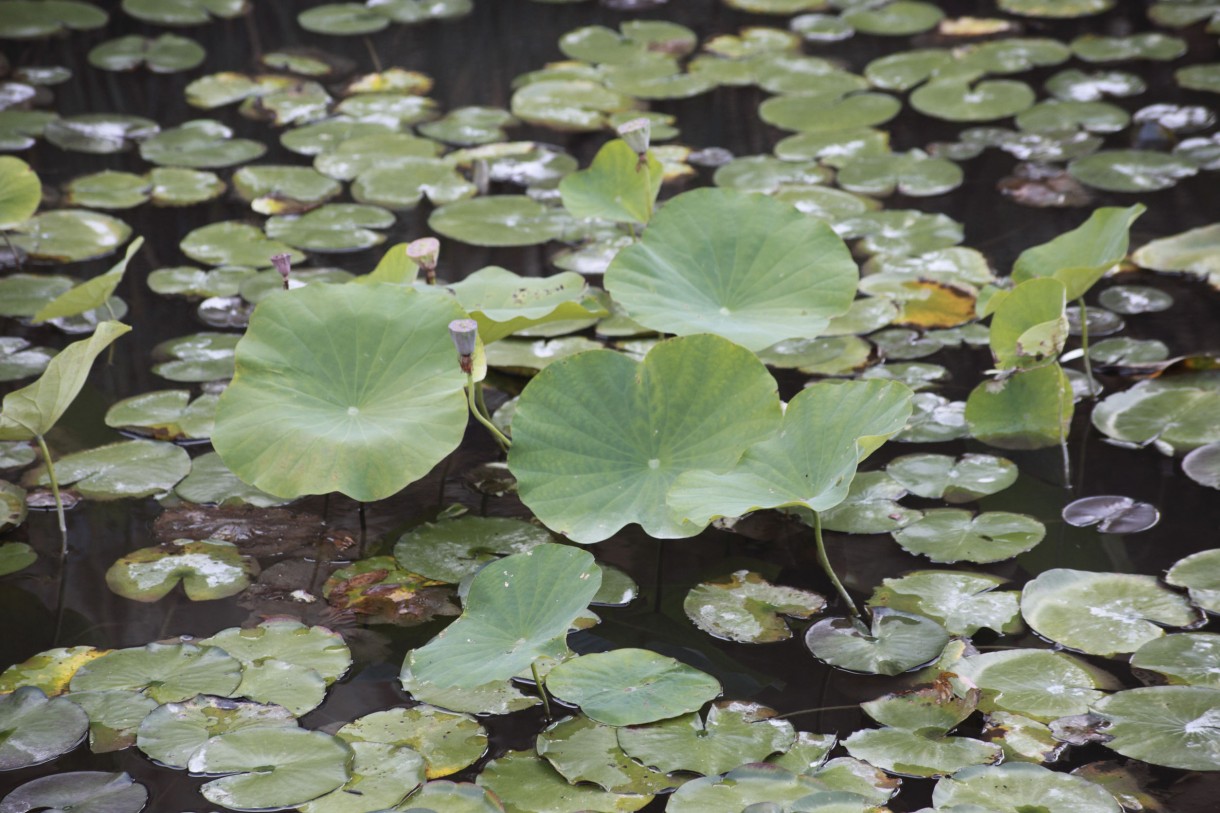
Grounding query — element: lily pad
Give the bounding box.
[445,266,601,344]
[617,701,796,776]
[10,210,131,263]
[0,541,35,574]
[1000,0,1114,16]
[202,618,350,684]
[408,544,601,687]
[429,195,571,247]
[911,78,1036,122]
[684,570,826,644]
[1021,568,1203,657]
[844,727,1001,778]
[957,648,1119,721]
[1072,32,1187,62]
[664,763,829,813]
[0,646,103,695]
[299,740,424,813]
[67,689,159,753]
[0,772,146,813]
[0,156,40,227]
[393,516,553,583]
[398,663,540,716]
[510,79,636,132]
[27,439,189,500]
[87,34,204,73]
[560,139,661,225]
[180,221,303,268]
[337,706,486,779]
[1069,150,1198,192]
[122,0,247,25]
[44,114,156,153]
[264,204,392,253]
[135,695,297,769]
[1131,632,1220,688]
[0,686,89,770]
[885,453,1016,502]
[892,509,1045,564]
[69,642,242,702]
[759,90,901,133]
[1046,68,1145,101]
[1098,284,1172,314]
[105,538,256,602]
[1092,686,1220,771]
[1166,549,1220,613]
[545,648,721,726]
[869,571,1021,637]
[1062,495,1160,533]
[140,120,266,169]
[837,149,962,198]
[818,471,922,534]
[232,165,341,214]
[151,332,238,382]
[1090,373,1220,455]
[965,363,1074,450]
[104,389,217,441]
[0,338,53,383]
[148,265,254,298]
[804,611,949,676]
[536,716,684,795]
[189,727,352,811]
[1183,442,1220,491]
[933,763,1120,812]
[477,748,651,813]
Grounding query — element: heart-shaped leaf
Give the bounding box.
[804,610,949,676]
[545,649,721,726]
[105,538,257,601]
[559,139,662,225]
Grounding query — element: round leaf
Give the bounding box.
[189,728,352,811]
[546,649,721,726]
[617,701,796,776]
[892,509,1045,564]
[0,686,88,770]
[393,516,553,583]
[804,611,949,676]
[683,570,826,643]
[105,538,257,601]
[933,763,1120,812]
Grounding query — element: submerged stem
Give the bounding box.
[812,510,861,619]
[531,661,552,721]
[466,373,511,451]
[1077,297,1096,399]
[35,434,67,559]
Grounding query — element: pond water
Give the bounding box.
[2,0,1220,811]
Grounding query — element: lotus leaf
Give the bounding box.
[774,128,889,166]
[863,675,979,733]
[864,48,953,92]
[0,338,53,383]
[885,453,1016,503]
[0,156,40,228]
[818,471,921,534]
[1097,284,1172,314]
[104,389,216,441]
[418,106,517,145]
[765,731,837,775]
[300,741,424,813]
[350,158,476,210]
[448,142,578,189]
[34,237,141,325]
[843,1,943,35]
[840,209,964,256]
[1166,548,1220,613]
[759,91,901,133]
[1182,442,1220,492]
[189,727,352,810]
[546,649,720,726]
[0,0,108,39]
[536,716,684,795]
[87,33,204,72]
[754,335,874,376]
[393,516,553,583]
[232,165,341,214]
[122,0,247,25]
[67,689,158,753]
[911,78,1036,123]
[1090,686,1220,771]
[263,204,391,253]
[44,113,157,153]
[1133,223,1220,280]
[892,509,1044,564]
[1012,205,1145,301]
[804,611,948,676]
[172,453,288,507]
[337,706,485,779]
[201,619,350,686]
[0,686,88,770]
[180,221,303,268]
[868,571,1021,636]
[150,332,237,382]
[63,171,147,209]
[1069,150,1198,192]
[959,37,1073,74]
[0,771,146,813]
[755,56,868,96]
[982,711,1064,764]
[26,439,189,500]
[790,13,853,43]
[510,79,635,132]
[932,763,1120,812]
[822,297,899,336]
[0,110,57,151]
[844,728,1000,778]
[601,59,717,101]
[10,210,131,263]
[663,763,827,812]
[1047,68,1145,102]
[617,700,794,776]
[240,266,354,303]
[0,647,102,695]
[147,266,253,299]
[965,363,1074,449]
[956,649,1119,722]
[430,195,573,247]
[1062,495,1160,533]
[70,642,242,702]
[399,780,504,812]
[398,662,540,716]
[669,379,912,525]
[1090,373,1220,455]
[322,556,456,626]
[1022,568,1202,657]
[1017,100,1130,133]
[477,747,650,812]
[105,538,256,602]
[135,695,297,769]
[407,544,600,687]
[559,140,661,225]
[139,120,265,169]
[445,267,601,344]
[280,119,392,156]
[684,571,826,644]
[836,149,962,198]
[1073,32,1187,62]
[484,336,604,372]
[1131,632,1220,688]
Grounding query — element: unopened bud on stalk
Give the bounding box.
[270,253,292,290]
[616,117,651,169]
[407,237,440,284]
[449,318,478,374]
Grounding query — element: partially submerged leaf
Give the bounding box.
[683,570,826,643]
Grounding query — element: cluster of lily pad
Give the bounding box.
[4,0,1220,811]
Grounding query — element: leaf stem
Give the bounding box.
[1077,297,1096,399]
[812,510,861,619]
[531,661,552,721]
[466,373,511,451]
[2,230,24,273]
[35,434,67,560]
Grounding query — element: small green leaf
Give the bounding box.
[560,139,662,225]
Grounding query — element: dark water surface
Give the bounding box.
[3,1,1220,810]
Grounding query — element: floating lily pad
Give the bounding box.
[869,571,1021,637]
[148,266,254,298]
[0,338,53,383]
[140,120,266,169]
[842,1,943,35]
[0,686,89,770]
[957,649,1119,721]
[408,544,601,687]
[892,509,1044,564]
[759,90,901,133]
[135,695,297,769]
[0,647,102,695]
[841,209,964,256]
[44,114,157,153]
[393,516,553,583]
[818,471,922,534]
[189,727,352,811]
[105,538,256,602]
[202,618,349,685]
[844,727,1001,778]
[264,204,392,253]
[338,706,486,779]
[323,556,456,626]
[429,195,571,247]
[911,78,1037,122]
[104,389,217,441]
[232,165,341,214]
[1131,632,1220,688]
[933,763,1120,812]
[965,363,1074,450]
[27,439,189,500]
[1090,373,1220,455]
[1021,568,1202,657]
[1069,150,1198,192]
[1062,495,1160,533]
[398,663,540,716]
[511,79,635,132]
[399,780,503,812]
[805,611,949,676]
[1166,549,1220,613]
[445,266,600,343]
[0,772,146,813]
[664,763,828,813]
[836,149,962,198]
[1047,68,1145,102]
[885,453,1016,503]
[1183,443,1220,491]
[546,649,721,726]
[478,748,651,813]
[756,335,875,376]
[351,157,476,211]
[536,716,684,795]
[0,110,57,151]
[70,642,242,702]
[87,33,205,73]
[180,221,303,268]
[1000,0,1114,16]
[0,541,35,574]
[66,689,158,754]
[151,332,238,382]
[1093,686,1220,771]
[484,336,603,372]
[684,570,826,644]
[1072,33,1187,62]
[618,701,795,776]
[299,740,424,813]
[10,210,131,263]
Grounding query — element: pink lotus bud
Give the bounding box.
[270,253,292,289]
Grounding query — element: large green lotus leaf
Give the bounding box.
[0,686,88,770]
[232,165,341,214]
[478,748,650,812]
[299,740,424,813]
[393,516,553,583]
[0,771,146,813]
[956,649,1119,721]
[805,611,948,676]
[819,471,922,534]
[1131,632,1220,688]
[0,156,40,228]
[104,389,216,441]
[965,363,1073,450]
[0,646,103,696]
[1093,686,1220,770]
[27,439,189,500]
[10,210,131,263]
[536,716,685,795]
[240,267,354,304]
[34,237,142,324]
[408,544,601,687]
[933,763,1120,812]
[69,642,242,702]
[684,570,826,644]
[559,140,662,225]
[264,204,391,253]
[445,267,601,344]
[0,541,35,574]
[987,278,1068,371]
[1090,373,1220,455]
[122,0,247,25]
[844,728,1000,778]
[212,283,468,501]
[1166,548,1220,613]
[0,322,130,441]
[200,619,350,684]
[140,120,265,169]
[546,649,721,726]
[884,453,1016,503]
[868,571,1021,637]
[1069,150,1198,192]
[1012,205,1145,301]
[173,451,293,508]
[105,538,256,601]
[607,188,857,350]
[507,335,781,542]
[759,91,901,133]
[663,763,826,813]
[87,33,204,72]
[669,380,911,525]
[836,149,962,197]
[891,509,1045,564]
[398,662,540,716]
[180,221,304,267]
[337,706,485,779]
[617,701,795,776]
[429,196,576,247]
[510,79,636,132]
[911,78,1036,122]
[1022,569,1202,657]
[189,727,352,811]
[67,689,158,753]
[135,695,297,769]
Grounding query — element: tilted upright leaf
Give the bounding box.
[559,139,662,225]
[988,277,1068,370]
[1012,205,1145,300]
